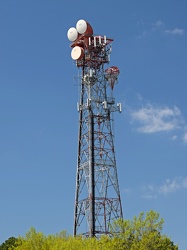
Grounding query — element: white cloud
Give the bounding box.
[182,132,187,143]
[137,19,184,38]
[130,104,182,134]
[159,178,181,194]
[123,188,133,194]
[155,20,164,27]
[165,28,184,35]
[141,184,157,199]
[182,178,187,188]
[142,177,187,198]
[152,20,165,30]
[136,93,144,101]
[171,135,177,140]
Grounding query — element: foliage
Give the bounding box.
[0,237,18,250]
[110,210,178,250]
[9,211,178,250]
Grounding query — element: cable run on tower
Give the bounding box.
[67,19,123,237]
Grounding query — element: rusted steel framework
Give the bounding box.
[67,20,123,237]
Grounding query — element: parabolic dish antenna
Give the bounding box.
[67,27,78,42]
[71,46,84,60]
[76,19,93,35]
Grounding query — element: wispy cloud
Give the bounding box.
[124,177,187,199]
[182,132,187,143]
[159,178,181,194]
[130,104,182,134]
[171,135,178,141]
[141,185,157,199]
[128,95,187,143]
[154,20,164,28]
[123,188,133,195]
[152,20,165,31]
[142,176,187,199]
[165,28,184,35]
[137,19,185,38]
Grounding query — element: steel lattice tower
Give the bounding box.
[67,19,123,237]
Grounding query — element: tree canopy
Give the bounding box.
[2,210,177,250]
[109,210,178,250]
[0,237,18,250]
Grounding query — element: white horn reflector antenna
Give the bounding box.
[76,19,93,35]
[67,27,78,42]
[71,46,84,60]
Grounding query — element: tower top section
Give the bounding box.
[67,19,114,68]
[67,19,120,89]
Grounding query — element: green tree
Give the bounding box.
[110,210,178,250]
[11,210,178,250]
[0,237,18,250]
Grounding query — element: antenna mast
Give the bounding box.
[67,19,123,237]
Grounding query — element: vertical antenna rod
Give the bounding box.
[67,19,123,237]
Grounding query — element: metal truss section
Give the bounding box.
[67,19,123,238]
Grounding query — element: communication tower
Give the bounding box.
[67,19,123,237]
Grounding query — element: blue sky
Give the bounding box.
[0,0,187,249]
